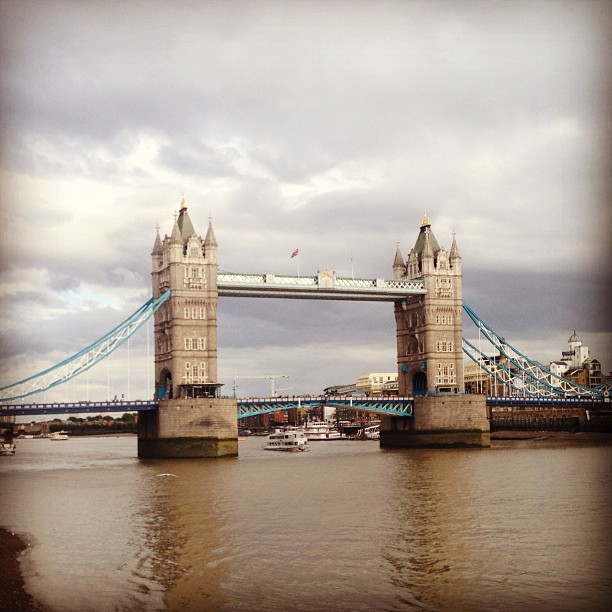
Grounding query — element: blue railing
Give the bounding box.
[0,396,413,418]
[0,399,159,417]
[236,396,414,419]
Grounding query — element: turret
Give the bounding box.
[392,242,405,279]
[151,227,163,299]
[449,232,461,274]
[204,217,218,264]
[168,217,183,262]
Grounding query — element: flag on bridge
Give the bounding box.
[291,248,299,258]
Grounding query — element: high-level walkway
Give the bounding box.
[217,272,425,301]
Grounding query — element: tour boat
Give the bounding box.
[49,431,69,441]
[264,429,309,452]
[302,421,343,440]
[0,441,16,455]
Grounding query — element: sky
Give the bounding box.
[1,0,610,404]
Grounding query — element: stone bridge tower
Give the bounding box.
[392,214,464,396]
[382,213,489,448]
[138,196,238,458]
[151,196,220,401]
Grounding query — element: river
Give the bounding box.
[1,435,611,611]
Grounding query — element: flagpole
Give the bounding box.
[291,248,300,277]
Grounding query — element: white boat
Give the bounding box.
[302,421,343,440]
[49,431,69,441]
[264,429,309,452]
[364,425,380,440]
[1,441,16,455]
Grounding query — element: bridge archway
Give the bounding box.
[413,372,427,396]
[158,369,173,400]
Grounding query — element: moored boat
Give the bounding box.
[1,441,16,455]
[49,431,69,441]
[264,429,309,452]
[302,420,343,440]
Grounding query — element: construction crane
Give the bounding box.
[221,374,290,398]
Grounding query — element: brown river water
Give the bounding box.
[1,435,611,611]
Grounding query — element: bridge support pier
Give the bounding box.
[137,398,238,459]
[380,395,490,448]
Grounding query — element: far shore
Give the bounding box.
[491,430,612,446]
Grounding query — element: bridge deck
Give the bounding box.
[1,395,605,418]
[0,400,159,417]
[237,396,414,418]
[0,397,414,417]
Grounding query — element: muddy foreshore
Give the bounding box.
[490,430,612,446]
[0,527,45,611]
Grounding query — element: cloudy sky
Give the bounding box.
[1,0,610,403]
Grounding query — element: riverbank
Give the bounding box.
[0,527,44,611]
[491,430,612,446]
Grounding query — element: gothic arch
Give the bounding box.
[413,371,427,396]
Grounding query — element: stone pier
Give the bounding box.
[380,395,490,448]
[138,398,238,458]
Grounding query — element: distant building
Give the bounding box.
[355,372,398,396]
[549,361,568,377]
[463,355,518,396]
[550,331,608,389]
[559,330,590,370]
[564,358,603,389]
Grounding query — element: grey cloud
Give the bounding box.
[464,268,612,338]
[0,0,610,393]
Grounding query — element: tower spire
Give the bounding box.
[392,241,405,279]
[204,216,218,248]
[152,224,163,255]
[450,231,460,259]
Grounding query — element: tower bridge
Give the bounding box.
[18,198,605,455]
